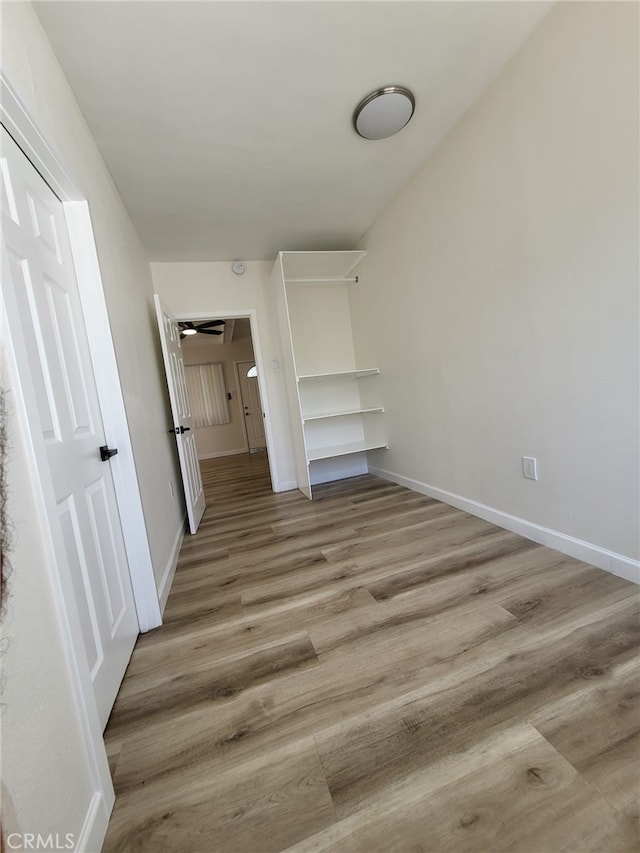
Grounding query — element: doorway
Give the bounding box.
[177,314,273,488]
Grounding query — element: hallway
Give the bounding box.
[103,454,639,852]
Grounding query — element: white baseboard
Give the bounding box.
[198,448,247,459]
[369,466,640,585]
[276,480,298,492]
[158,517,186,613]
[76,792,108,853]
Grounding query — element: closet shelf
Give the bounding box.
[281,250,365,280]
[275,249,386,498]
[285,276,359,284]
[303,407,384,423]
[307,440,389,462]
[297,368,380,382]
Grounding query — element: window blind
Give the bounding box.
[185,363,230,427]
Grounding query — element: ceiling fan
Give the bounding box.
[179,319,226,339]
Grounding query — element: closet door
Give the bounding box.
[2,127,139,728]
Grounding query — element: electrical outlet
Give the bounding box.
[169,480,175,498]
[522,457,538,481]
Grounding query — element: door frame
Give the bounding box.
[1,71,159,841]
[177,309,279,489]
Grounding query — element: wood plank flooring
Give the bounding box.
[103,452,640,852]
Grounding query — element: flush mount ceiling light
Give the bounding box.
[353,85,415,140]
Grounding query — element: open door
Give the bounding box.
[154,295,205,534]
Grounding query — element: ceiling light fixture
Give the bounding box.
[182,328,197,335]
[353,85,415,140]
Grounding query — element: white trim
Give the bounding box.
[158,518,186,611]
[64,202,161,631]
[277,480,298,492]
[175,308,281,492]
[0,73,81,202]
[76,793,108,853]
[370,466,640,585]
[199,448,248,460]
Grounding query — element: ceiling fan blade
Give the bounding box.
[179,321,196,330]
[197,320,226,329]
[198,329,224,335]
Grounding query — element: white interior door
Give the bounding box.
[237,361,267,450]
[1,128,138,729]
[154,295,205,534]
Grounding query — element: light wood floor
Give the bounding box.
[103,452,640,852]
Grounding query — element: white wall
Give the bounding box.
[351,2,639,577]
[1,3,184,591]
[151,261,297,490]
[182,333,256,458]
[286,283,356,376]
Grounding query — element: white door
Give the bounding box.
[154,295,205,534]
[1,128,138,729]
[237,361,267,451]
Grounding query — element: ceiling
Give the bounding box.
[34,1,552,262]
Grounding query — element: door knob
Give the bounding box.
[99,445,118,461]
[169,425,191,434]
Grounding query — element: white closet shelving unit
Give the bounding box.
[272,250,388,499]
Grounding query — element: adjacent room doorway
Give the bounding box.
[156,308,276,531]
